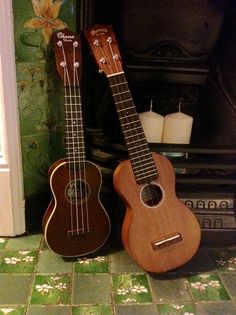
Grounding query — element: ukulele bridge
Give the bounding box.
[67,228,90,237]
[151,233,183,250]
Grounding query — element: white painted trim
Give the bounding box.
[0,0,25,236]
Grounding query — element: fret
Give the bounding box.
[117,106,134,113]
[109,81,126,88]
[126,138,146,147]
[121,119,140,127]
[130,151,151,160]
[112,90,131,97]
[124,131,145,140]
[112,98,133,105]
[65,142,84,147]
[65,134,84,139]
[135,173,157,184]
[132,163,157,173]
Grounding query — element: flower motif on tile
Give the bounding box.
[55,282,68,290]
[35,283,54,294]
[77,258,94,265]
[117,288,129,296]
[188,273,230,301]
[19,251,31,255]
[216,259,227,266]
[22,255,35,263]
[123,297,137,303]
[50,276,61,281]
[228,257,236,265]
[94,256,106,262]
[31,275,71,305]
[24,0,68,45]
[113,274,151,304]
[157,303,196,315]
[208,280,220,289]
[190,282,208,291]
[172,304,184,310]
[0,309,15,314]
[130,284,148,294]
[75,256,109,273]
[4,257,21,265]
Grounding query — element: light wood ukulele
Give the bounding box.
[43,29,111,257]
[84,24,201,272]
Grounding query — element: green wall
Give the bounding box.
[13,0,77,227]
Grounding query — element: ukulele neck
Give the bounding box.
[108,73,158,184]
[64,85,86,165]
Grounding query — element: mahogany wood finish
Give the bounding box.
[84,24,201,272]
[43,29,110,257]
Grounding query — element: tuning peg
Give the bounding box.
[60,61,66,68]
[93,39,99,46]
[99,57,107,64]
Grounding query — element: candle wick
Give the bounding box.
[178,101,182,113]
[150,99,153,112]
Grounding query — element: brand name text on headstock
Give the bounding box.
[57,32,75,42]
[91,28,108,37]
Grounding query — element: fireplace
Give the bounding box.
[79,0,236,246]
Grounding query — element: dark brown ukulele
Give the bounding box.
[84,25,201,272]
[43,29,111,257]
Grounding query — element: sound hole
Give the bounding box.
[65,179,90,204]
[141,183,163,207]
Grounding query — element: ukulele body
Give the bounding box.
[43,158,111,257]
[113,152,201,273]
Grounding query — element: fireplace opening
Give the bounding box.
[79,0,236,246]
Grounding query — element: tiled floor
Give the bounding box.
[0,234,236,314]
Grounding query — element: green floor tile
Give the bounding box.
[187,273,231,301]
[112,274,152,304]
[0,275,33,304]
[0,238,8,250]
[30,275,71,305]
[196,301,236,315]
[6,234,42,250]
[148,274,192,303]
[0,250,38,273]
[36,250,73,274]
[0,306,25,315]
[73,274,111,304]
[156,303,197,315]
[219,273,236,299]
[73,305,113,315]
[115,305,158,315]
[75,256,109,273]
[110,250,143,274]
[27,305,71,315]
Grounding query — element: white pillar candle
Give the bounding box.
[162,111,193,144]
[139,110,164,143]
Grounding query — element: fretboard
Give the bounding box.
[108,73,158,184]
[64,86,85,165]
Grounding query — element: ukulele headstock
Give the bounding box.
[84,24,123,77]
[52,28,81,86]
